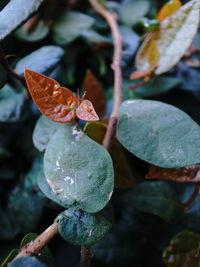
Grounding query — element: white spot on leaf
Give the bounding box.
[64,176,74,185]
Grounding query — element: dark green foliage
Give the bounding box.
[0,0,200,266]
[9,257,46,267]
[56,207,111,246]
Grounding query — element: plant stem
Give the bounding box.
[89,0,123,150]
[80,246,92,267]
[129,76,151,90]
[183,183,200,211]
[14,222,59,259]
[0,47,26,88]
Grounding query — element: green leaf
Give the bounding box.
[81,29,111,45]
[0,84,25,122]
[44,124,114,213]
[136,0,200,74]
[15,20,49,42]
[163,231,200,267]
[9,257,46,267]
[37,169,67,208]
[119,0,150,26]
[56,207,111,246]
[7,189,43,234]
[33,116,60,152]
[122,181,183,223]
[52,11,94,45]
[117,100,200,168]
[20,233,53,267]
[14,46,64,76]
[133,76,180,97]
[0,0,44,40]
[0,249,19,267]
[122,76,180,100]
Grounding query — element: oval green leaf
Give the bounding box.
[56,207,111,246]
[44,124,114,213]
[163,231,200,267]
[9,257,46,267]
[0,0,44,40]
[15,20,49,42]
[33,116,60,152]
[15,46,64,76]
[0,84,25,122]
[52,11,94,45]
[122,181,183,223]
[117,100,200,168]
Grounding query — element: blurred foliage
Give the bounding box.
[0,0,200,267]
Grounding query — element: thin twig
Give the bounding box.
[14,222,59,259]
[129,76,151,90]
[0,47,26,88]
[80,246,93,267]
[89,0,123,150]
[183,183,200,211]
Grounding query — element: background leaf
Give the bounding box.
[121,181,183,223]
[83,70,106,118]
[52,11,94,45]
[119,0,150,26]
[163,231,200,267]
[9,256,46,267]
[0,0,44,40]
[0,84,25,122]
[15,46,64,76]
[15,19,49,42]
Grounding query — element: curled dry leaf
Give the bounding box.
[130,36,159,80]
[83,70,106,117]
[146,165,200,183]
[135,0,200,75]
[76,100,99,121]
[156,0,182,22]
[24,69,76,122]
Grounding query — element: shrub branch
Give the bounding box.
[89,0,123,150]
[14,222,59,259]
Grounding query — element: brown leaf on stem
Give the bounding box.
[76,100,99,121]
[24,69,77,122]
[83,70,106,118]
[156,0,182,22]
[146,165,200,183]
